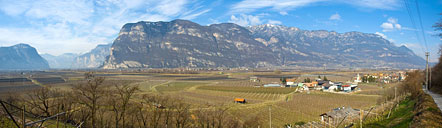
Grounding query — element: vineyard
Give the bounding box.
[197,85,297,94]
[33,77,65,85]
[0,70,389,127]
[155,81,208,92]
[0,78,40,94]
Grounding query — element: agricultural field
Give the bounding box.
[0,70,391,127]
[0,78,40,94]
[33,77,65,85]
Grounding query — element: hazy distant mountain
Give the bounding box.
[248,24,425,69]
[41,53,79,69]
[72,43,111,68]
[0,43,49,70]
[102,20,425,69]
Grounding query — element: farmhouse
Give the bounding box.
[322,83,331,90]
[286,78,297,85]
[342,84,351,92]
[320,107,360,126]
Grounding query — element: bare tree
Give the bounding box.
[72,72,105,128]
[434,13,442,38]
[24,87,57,117]
[109,84,139,128]
[173,101,191,128]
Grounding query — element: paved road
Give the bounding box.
[424,88,442,112]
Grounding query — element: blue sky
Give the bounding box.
[0,0,441,62]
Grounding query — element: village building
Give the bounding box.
[342,84,352,92]
[249,76,260,82]
[354,73,362,83]
[320,107,361,126]
[286,78,297,85]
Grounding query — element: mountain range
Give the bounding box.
[101,19,425,69]
[1,19,426,70]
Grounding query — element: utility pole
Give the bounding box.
[425,52,429,90]
[269,105,272,128]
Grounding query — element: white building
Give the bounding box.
[354,73,362,83]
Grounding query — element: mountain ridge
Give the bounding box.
[101,19,424,69]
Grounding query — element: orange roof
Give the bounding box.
[234,98,245,102]
[286,78,296,82]
[312,81,318,84]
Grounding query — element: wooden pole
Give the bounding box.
[269,105,272,128]
[22,105,25,128]
[360,109,363,128]
[56,105,60,128]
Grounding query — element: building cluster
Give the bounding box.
[255,77,359,93]
[358,71,407,84]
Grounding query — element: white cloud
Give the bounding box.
[180,9,211,20]
[342,0,401,10]
[230,0,401,14]
[394,24,401,29]
[380,17,401,32]
[381,22,394,29]
[267,20,282,25]
[329,13,341,20]
[153,0,188,16]
[375,32,395,42]
[229,14,262,26]
[230,0,326,13]
[279,11,288,15]
[0,0,211,55]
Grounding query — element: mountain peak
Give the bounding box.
[11,43,32,49]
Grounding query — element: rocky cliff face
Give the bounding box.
[0,44,49,70]
[102,20,276,69]
[72,43,111,69]
[41,53,78,69]
[102,20,425,69]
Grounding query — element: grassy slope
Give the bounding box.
[364,97,415,128]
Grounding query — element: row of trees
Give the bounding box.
[1,73,260,128]
[430,12,442,94]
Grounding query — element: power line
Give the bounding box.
[415,0,429,51]
[403,0,426,54]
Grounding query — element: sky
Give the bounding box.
[0,0,441,62]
